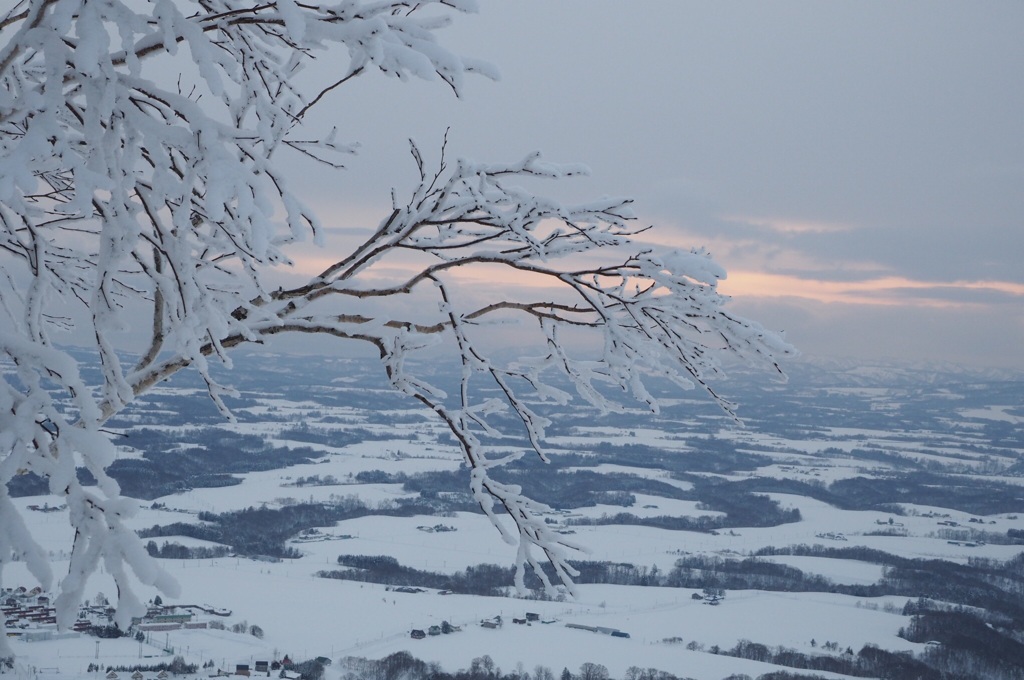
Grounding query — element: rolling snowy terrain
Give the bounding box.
[5,352,1024,680]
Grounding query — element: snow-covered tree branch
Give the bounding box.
[0,0,794,646]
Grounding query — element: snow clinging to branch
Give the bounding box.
[0,0,793,643]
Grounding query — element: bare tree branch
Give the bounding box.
[0,0,793,646]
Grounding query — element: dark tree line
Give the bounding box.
[899,600,1024,680]
[341,648,966,680]
[276,424,390,447]
[320,555,513,597]
[103,428,329,499]
[97,657,196,675]
[87,625,127,639]
[320,556,678,594]
[664,555,845,593]
[755,545,1024,624]
[725,470,1024,517]
[586,438,766,475]
[567,513,724,533]
[317,554,827,595]
[138,497,452,558]
[399,468,668,511]
[711,638,998,680]
[7,425,378,500]
[567,491,801,532]
[382,463,807,529]
[144,540,230,560]
[826,473,1024,516]
[339,653,699,680]
[362,449,808,526]
[140,498,373,558]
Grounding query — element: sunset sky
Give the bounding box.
[282,1,1023,370]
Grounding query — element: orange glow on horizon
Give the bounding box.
[721,271,1024,308]
[278,248,1023,311]
[721,215,852,234]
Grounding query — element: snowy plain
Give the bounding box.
[6,357,1024,680]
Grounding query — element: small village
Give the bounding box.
[3,586,234,643]
[1,586,317,679]
[6,580,640,679]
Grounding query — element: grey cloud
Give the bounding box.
[862,286,1024,307]
[283,0,1023,368]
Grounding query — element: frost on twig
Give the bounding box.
[338,143,792,595]
[0,0,793,638]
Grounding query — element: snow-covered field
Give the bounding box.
[9,471,1016,680]
[7,552,919,680]
[6,358,1024,680]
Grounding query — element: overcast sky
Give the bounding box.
[283,1,1023,370]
